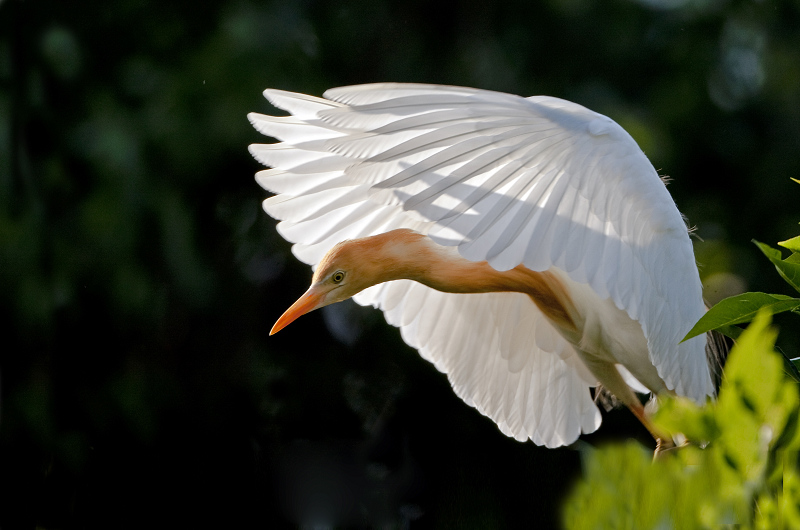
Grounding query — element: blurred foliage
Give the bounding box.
[1,0,800,527]
[564,310,800,529]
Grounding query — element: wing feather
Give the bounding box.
[263,89,343,118]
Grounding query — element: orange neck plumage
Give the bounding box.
[340,229,577,331]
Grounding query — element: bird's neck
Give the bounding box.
[365,229,577,330]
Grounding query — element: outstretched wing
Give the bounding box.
[249,83,711,444]
[356,281,601,447]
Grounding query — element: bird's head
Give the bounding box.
[269,238,387,335]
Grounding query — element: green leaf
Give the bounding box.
[754,240,800,294]
[653,396,717,441]
[716,324,742,341]
[779,235,800,253]
[715,311,780,481]
[682,292,800,342]
[718,310,779,408]
[784,355,800,384]
[565,309,800,530]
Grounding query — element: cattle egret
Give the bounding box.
[249,83,718,449]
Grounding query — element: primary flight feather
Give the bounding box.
[249,83,714,449]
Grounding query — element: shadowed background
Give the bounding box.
[1,0,799,527]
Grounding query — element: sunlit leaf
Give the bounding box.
[784,467,800,525]
[717,310,800,489]
[779,235,800,253]
[718,314,779,479]
[718,309,779,417]
[653,396,717,441]
[566,309,800,529]
[772,405,800,453]
[563,442,710,530]
[754,240,800,294]
[682,292,800,341]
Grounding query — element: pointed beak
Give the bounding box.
[270,285,326,335]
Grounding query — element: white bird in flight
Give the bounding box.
[248,83,716,449]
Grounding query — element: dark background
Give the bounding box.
[2,0,799,527]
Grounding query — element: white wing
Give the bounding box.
[249,83,711,445]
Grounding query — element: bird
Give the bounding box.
[248,83,719,450]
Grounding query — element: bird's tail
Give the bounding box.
[593,329,731,410]
[705,329,730,397]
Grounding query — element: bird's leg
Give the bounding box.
[626,402,675,457]
[580,357,675,455]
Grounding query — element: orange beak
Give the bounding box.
[270,286,326,335]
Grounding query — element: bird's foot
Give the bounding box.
[653,437,690,460]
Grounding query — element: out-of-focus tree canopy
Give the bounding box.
[1,0,799,527]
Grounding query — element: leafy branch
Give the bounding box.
[683,182,800,378]
[564,311,800,529]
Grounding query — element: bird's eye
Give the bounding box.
[331,271,345,284]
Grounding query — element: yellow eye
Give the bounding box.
[331,271,345,284]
